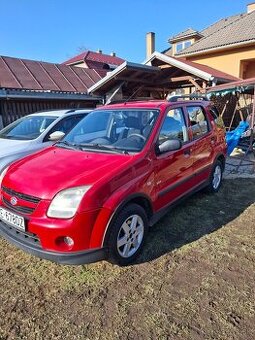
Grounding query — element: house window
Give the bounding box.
[176,40,192,53]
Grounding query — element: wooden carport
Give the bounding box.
[88,51,238,103]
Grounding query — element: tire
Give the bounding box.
[106,203,148,266]
[206,160,223,193]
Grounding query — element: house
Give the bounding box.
[164,2,255,79]
[0,55,102,127]
[62,50,125,77]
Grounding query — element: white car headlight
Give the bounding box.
[47,186,91,219]
[0,166,10,188]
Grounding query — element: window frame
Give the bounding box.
[175,40,192,53]
[156,106,190,147]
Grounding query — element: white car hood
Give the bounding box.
[0,138,32,157]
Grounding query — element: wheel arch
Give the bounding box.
[102,193,153,247]
[216,153,226,170]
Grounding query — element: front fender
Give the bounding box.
[89,180,154,249]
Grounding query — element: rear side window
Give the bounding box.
[187,106,209,139]
[210,107,225,128]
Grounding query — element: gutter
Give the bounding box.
[0,89,102,102]
[177,39,255,57]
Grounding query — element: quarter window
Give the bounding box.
[187,106,209,139]
[158,108,188,145]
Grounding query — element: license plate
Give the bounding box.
[0,207,25,231]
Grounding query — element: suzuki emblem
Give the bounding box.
[10,197,18,206]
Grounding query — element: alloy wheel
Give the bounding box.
[117,214,144,258]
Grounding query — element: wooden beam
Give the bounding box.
[189,78,203,91]
[117,77,153,85]
[169,76,193,82]
[159,64,172,69]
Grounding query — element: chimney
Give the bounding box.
[111,52,116,57]
[97,49,102,54]
[146,32,155,59]
[247,2,255,13]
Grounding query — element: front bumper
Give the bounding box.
[0,220,107,265]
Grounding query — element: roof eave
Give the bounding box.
[144,51,213,82]
[168,33,203,44]
[0,89,102,101]
[177,39,255,57]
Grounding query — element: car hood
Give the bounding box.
[0,138,31,157]
[4,146,134,200]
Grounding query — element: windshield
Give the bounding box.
[0,116,57,140]
[63,109,159,153]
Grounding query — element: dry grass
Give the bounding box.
[0,179,254,340]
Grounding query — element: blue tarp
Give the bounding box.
[226,121,249,155]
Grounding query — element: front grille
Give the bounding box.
[2,197,34,215]
[1,186,41,216]
[2,186,41,204]
[1,221,41,248]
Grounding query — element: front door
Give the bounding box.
[154,107,194,211]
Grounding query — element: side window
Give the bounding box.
[210,107,225,128]
[44,115,85,142]
[187,106,209,139]
[158,108,188,145]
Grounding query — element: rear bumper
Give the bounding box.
[0,220,107,265]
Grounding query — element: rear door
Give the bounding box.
[185,105,214,183]
[154,106,195,211]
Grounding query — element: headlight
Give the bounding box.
[47,186,91,219]
[0,166,10,188]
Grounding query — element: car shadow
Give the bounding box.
[136,178,255,264]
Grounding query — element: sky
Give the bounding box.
[0,0,251,64]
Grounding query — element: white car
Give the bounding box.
[0,109,91,172]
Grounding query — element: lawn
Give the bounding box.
[0,179,254,340]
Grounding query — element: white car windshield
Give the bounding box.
[62,109,159,153]
[0,116,57,140]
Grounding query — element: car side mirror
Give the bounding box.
[48,131,65,141]
[157,139,182,154]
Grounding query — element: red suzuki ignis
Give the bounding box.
[0,99,226,265]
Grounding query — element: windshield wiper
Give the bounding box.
[79,143,129,155]
[55,140,82,151]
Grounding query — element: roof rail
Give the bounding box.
[168,94,209,102]
[64,109,76,114]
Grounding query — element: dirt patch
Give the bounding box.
[0,179,255,339]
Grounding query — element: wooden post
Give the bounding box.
[228,99,238,131]
[220,99,229,119]
[251,86,255,130]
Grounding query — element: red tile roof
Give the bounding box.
[0,55,102,92]
[63,50,125,66]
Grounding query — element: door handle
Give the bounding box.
[183,149,191,156]
[211,136,216,144]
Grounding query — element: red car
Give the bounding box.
[0,98,226,265]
